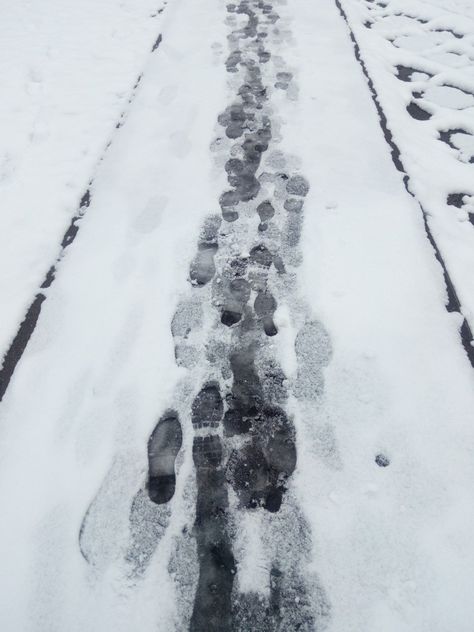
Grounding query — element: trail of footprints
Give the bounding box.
[79,0,333,629]
[362,0,474,223]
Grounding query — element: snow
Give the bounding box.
[0,0,473,630]
[0,0,228,628]
[423,84,474,108]
[0,0,163,361]
[450,131,474,158]
[342,0,474,333]
[394,32,454,51]
[285,2,474,628]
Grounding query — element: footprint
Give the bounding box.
[294,319,332,400]
[232,592,274,632]
[261,502,332,631]
[229,346,264,415]
[286,174,309,197]
[227,406,296,513]
[226,49,242,73]
[190,243,219,286]
[268,564,329,630]
[249,243,273,268]
[147,411,183,504]
[284,198,303,212]
[171,296,203,339]
[223,408,253,436]
[227,443,274,510]
[191,383,224,429]
[254,289,278,336]
[191,434,236,631]
[256,200,275,222]
[215,272,251,327]
[78,453,141,568]
[190,215,222,286]
[259,357,288,404]
[125,488,169,576]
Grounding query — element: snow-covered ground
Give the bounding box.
[0,0,473,631]
[0,0,164,361]
[343,0,474,334]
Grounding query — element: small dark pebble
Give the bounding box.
[375,454,390,467]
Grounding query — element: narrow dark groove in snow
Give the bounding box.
[0,30,165,403]
[0,294,46,401]
[334,0,474,368]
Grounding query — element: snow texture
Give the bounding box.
[0,0,473,630]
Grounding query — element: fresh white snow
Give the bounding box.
[0,0,164,360]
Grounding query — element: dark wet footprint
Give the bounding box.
[256,200,275,227]
[227,407,296,513]
[283,201,304,249]
[227,443,287,513]
[219,274,251,327]
[147,411,183,504]
[190,215,221,286]
[254,289,278,336]
[192,382,224,429]
[227,443,272,510]
[190,243,218,286]
[261,406,297,503]
[191,434,235,632]
[229,345,263,415]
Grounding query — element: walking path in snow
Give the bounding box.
[0,0,473,631]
